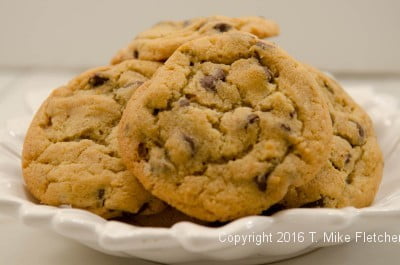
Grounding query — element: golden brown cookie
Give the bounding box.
[22,60,166,219]
[281,66,383,208]
[118,33,333,222]
[111,16,279,63]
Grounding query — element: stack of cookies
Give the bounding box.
[22,16,383,225]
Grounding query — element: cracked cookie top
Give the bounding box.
[111,15,279,64]
[22,59,165,219]
[118,33,333,221]
[281,66,383,209]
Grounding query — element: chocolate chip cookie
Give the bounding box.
[111,16,279,63]
[281,66,384,208]
[118,33,333,221]
[22,60,166,219]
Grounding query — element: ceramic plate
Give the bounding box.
[0,85,399,265]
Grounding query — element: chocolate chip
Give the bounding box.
[200,75,217,92]
[280,124,291,132]
[245,114,259,129]
[213,23,232,32]
[247,114,260,124]
[42,116,53,128]
[289,111,296,119]
[200,70,226,91]
[189,61,194,66]
[97,189,105,199]
[133,50,139,59]
[183,134,196,154]
[185,94,196,100]
[347,121,366,146]
[356,122,365,139]
[138,142,149,159]
[323,81,334,94]
[214,69,226,81]
[255,174,267,191]
[109,151,118,157]
[89,74,108,87]
[300,198,324,208]
[263,66,274,82]
[330,159,341,171]
[153,109,160,115]
[179,98,190,107]
[346,176,353,184]
[345,153,352,164]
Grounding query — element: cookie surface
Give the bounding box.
[281,67,383,208]
[111,16,279,63]
[22,60,165,219]
[118,33,332,221]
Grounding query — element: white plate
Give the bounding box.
[0,85,399,265]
